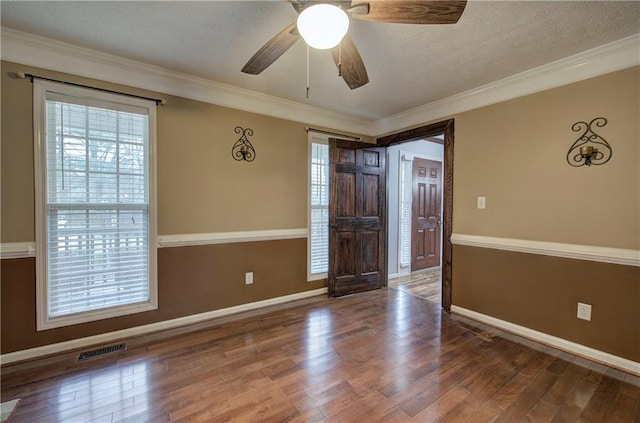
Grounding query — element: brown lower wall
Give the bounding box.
[1,238,325,354]
[4,240,636,362]
[452,245,640,362]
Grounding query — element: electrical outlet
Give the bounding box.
[477,196,486,209]
[577,302,592,321]
[245,272,253,285]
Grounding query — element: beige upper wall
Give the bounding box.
[0,60,370,242]
[156,95,307,234]
[2,61,638,248]
[453,66,640,250]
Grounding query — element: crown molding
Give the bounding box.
[0,28,375,136]
[451,233,640,267]
[2,27,638,138]
[375,34,640,135]
[1,229,307,259]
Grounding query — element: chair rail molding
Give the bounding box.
[1,230,308,258]
[451,233,640,267]
[157,228,308,248]
[0,242,36,259]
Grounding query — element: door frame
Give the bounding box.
[395,151,443,278]
[377,119,454,312]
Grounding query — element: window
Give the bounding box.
[308,134,329,280]
[399,155,413,269]
[34,80,157,330]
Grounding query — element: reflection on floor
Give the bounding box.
[388,267,441,305]
[3,288,638,422]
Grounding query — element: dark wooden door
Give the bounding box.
[411,158,442,271]
[328,139,386,297]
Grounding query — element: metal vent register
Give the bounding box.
[77,343,126,362]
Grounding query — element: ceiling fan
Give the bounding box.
[241,1,468,90]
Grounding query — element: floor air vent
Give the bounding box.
[77,343,126,362]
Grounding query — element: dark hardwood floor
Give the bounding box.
[389,267,441,305]
[1,288,638,422]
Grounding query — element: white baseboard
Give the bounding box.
[1,287,328,365]
[388,273,398,280]
[451,305,640,376]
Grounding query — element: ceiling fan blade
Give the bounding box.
[350,1,467,24]
[331,35,369,90]
[241,22,299,75]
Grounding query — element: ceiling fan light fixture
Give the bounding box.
[296,4,349,50]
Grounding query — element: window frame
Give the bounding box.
[398,153,414,272]
[34,79,158,331]
[307,132,330,281]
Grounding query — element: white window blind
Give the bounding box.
[309,141,329,276]
[35,81,157,329]
[399,156,413,267]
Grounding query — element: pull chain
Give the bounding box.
[338,43,342,77]
[306,44,310,99]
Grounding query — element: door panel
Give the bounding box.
[336,173,356,216]
[336,232,355,276]
[362,174,379,216]
[338,147,356,164]
[363,150,380,167]
[329,139,386,297]
[411,158,442,271]
[360,231,379,273]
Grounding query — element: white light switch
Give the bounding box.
[477,196,486,209]
[245,272,253,285]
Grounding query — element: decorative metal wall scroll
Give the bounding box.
[566,117,612,167]
[231,126,256,162]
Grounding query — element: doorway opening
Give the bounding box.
[386,137,444,305]
[376,119,454,312]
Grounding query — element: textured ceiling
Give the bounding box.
[1,1,639,120]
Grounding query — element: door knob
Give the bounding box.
[436,214,442,226]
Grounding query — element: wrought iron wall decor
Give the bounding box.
[232,126,256,162]
[566,117,612,167]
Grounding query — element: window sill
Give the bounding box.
[37,300,157,331]
[307,272,328,282]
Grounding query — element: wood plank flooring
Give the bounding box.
[388,268,441,305]
[2,288,638,422]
